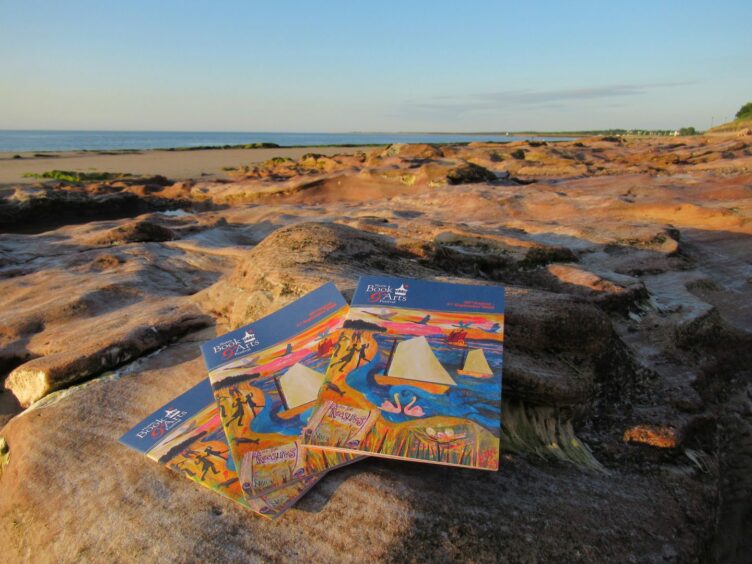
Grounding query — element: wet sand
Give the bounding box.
[0,146,380,185]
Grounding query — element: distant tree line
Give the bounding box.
[736,102,752,120]
[678,127,698,136]
[520,128,699,136]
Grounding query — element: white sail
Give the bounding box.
[387,336,457,386]
[279,363,325,410]
[462,349,492,375]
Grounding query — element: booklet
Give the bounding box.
[119,378,318,519]
[200,283,361,499]
[302,276,504,470]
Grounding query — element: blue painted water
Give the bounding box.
[0,130,571,152]
[249,352,328,437]
[346,333,503,436]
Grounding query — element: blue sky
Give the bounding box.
[0,0,750,131]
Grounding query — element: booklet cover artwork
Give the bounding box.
[201,283,361,499]
[303,276,504,470]
[119,378,317,519]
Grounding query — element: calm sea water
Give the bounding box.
[0,130,568,152]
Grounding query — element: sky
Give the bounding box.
[0,0,750,132]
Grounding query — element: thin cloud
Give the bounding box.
[411,82,695,114]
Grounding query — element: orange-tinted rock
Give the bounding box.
[623,425,678,448]
[87,220,175,245]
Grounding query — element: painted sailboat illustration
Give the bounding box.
[275,363,326,419]
[375,336,457,394]
[456,348,494,378]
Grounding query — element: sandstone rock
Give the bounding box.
[0,334,713,562]
[538,263,647,312]
[0,217,229,406]
[5,302,210,406]
[376,143,444,160]
[505,287,612,356]
[0,186,143,232]
[446,163,498,185]
[87,220,175,245]
[196,222,434,330]
[623,425,678,448]
[1,135,750,560]
[0,184,193,234]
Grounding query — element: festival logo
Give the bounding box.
[243,331,259,346]
[213,331,261,360]
[135,407,189,439]
[366,282,409,305]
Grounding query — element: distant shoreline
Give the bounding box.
[0,139,535,157]
[0,145,386,186]
[2,129,699,186]
[0,130,578,154]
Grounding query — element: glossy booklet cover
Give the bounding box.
[200,283,361,499]
[302,276,504,470]
[119,379,317,519]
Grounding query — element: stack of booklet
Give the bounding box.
[120,276,505,519]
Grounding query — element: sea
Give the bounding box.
[0,130,569,152]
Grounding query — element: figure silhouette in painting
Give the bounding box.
[331,341,359,372]
[415,314,431,325]
[356,343,370,367]
[226,395,246,427]
[285,343,293,355]
[173,460,196,478]
[203,445,228,460]
[194,451,220,480]
[333,333,347,356]
[245,391,260,416]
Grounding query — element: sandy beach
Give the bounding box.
[0,145,380,186]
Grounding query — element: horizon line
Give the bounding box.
[0,127,683,135]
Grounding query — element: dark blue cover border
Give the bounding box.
[200,282,347,372]
[352,275,504,314]
[119,378,214,454]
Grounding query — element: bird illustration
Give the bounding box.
[364,309,398,321]
[324,382,346,397]
[484,323,501,333]
[379,392,424,417]
[452,321,473,328]
[415,314,431,325]
[233,437,260,445]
